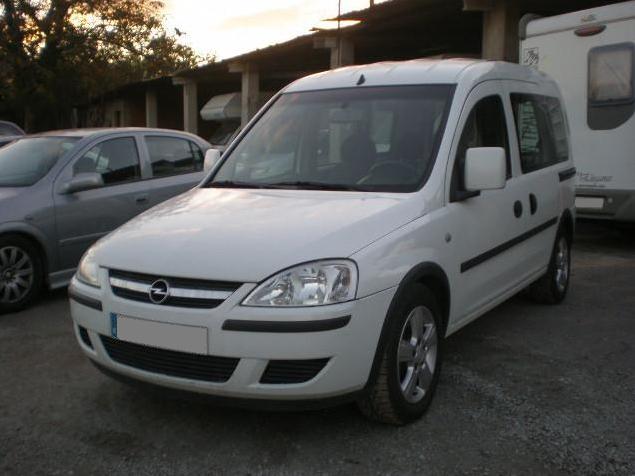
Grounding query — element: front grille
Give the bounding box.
[260,358,330,384]
[101,336,239,383]
[78,326,93,348]
[109,269,241,309]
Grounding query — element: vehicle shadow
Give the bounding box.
[574,219,635,254]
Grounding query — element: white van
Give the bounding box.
[69,60,575,424]
[520,1,635,222]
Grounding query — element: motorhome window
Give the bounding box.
[210,85,455,193]
[511,94,568,173]
[588,43,635,130]
[451,95,510,202]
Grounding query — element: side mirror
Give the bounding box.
[204,148,222,172]
[464,147,507,192]
[62,173,104,194]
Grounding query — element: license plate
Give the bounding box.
[110,313,208,354]
[576,196,604,210]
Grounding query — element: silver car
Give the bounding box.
[0,128,211,312]
[0,120,25,148]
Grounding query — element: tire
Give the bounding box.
[0,235,44,314]
[358,283,443,425]
[527,226,571,305]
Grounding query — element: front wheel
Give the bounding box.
[0,235,44,314]
[358,283,443,425]
[528,227,571,304]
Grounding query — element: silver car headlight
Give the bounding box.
[242,260,358,307]
[76,248,100,288]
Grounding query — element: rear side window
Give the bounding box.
[451,95,510,201]
[588,43,635,130]
[145,136,204,178]
[73,137,140,185]
[0,123,21,136]
[510,94,568,174]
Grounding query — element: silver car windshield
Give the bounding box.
[0,137,80,187]
[208,85,455,193]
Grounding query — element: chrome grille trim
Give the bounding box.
[108,269,241,308]
[109,277,234,301]
[109,277,148,294]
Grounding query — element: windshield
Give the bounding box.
[209,120,241,146]
[208,85,454,192]
[0,137,80,187]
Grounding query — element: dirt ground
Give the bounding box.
[1,221,633,475]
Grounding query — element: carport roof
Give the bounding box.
[96,0,622,98]
[86,76,174,105]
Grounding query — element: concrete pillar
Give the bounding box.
[120,100,132,127]
[463,0,519,62]
[241,65,260,127]
[182,81,198,134]
[173,77,198,134]
[145,90,158,128]
[314,37,355,69]
[332,38,355,69]
[229,62,260,127]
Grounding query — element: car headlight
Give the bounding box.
[76,248,100,288]
[242,260,358,307]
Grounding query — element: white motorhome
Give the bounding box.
[200,92,273,151]
[520,1,635,222]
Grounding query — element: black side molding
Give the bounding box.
[461,217,558,273]
[222,315,351,333]
[559,167,577,182]
[68,287,103,311]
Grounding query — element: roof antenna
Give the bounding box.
[357,74,366,85]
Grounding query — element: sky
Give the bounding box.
[164,0,387,60]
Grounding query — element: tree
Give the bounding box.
[0,0,207,131]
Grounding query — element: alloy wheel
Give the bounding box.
[554,237,569,293]
[0,246,34,304]
[397,305,438,403]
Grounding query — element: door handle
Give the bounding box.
[513,200,523,218]
[135,194,149,204]
[529,194,538,215]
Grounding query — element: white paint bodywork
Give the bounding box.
[71,59,575,401]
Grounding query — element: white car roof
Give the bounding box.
[284,59,555,93]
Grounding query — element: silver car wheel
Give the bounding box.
[554,237,569,293]
[397,305,438,404]
[0,246,34,304]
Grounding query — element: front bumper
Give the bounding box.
[576,188,635,222]
[69,273,396,401]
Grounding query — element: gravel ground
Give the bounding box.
[1,221,633,475]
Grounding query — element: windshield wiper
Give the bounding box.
[207,180,267,189]
[265,181,368,191]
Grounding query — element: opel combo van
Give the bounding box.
[70,60,575,424]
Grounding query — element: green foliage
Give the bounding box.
[0,0,209,131]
